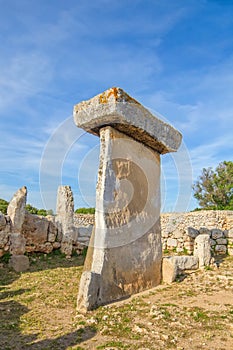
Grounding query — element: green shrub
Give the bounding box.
[0,198,9,215]
[75,207,95,214]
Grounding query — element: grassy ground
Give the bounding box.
[0,252,232,350]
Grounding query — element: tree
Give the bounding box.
[0,198,9,214]
[193,161,233,210]
[26,204,54,216]
[75,207,95,214]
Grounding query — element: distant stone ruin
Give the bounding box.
[73,87,182,311]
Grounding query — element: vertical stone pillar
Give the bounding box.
[7,186,29,272]
[73,87,182,311]
[194,234,212,268]
[56,185,74,258]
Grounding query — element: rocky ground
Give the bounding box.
[0,253,232,349]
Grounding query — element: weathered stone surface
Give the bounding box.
[78,226,93,238]
[210,239,216,246]
[77,127,162,312]
[167,238,177,247]
[9,255,29,272]
[22,212,49,244]
[216,238,227,245]
[187,227,199,239]
[47,216,58,243]
[225,229,233,238]
[0,231,9,249]
[0,213,6,230]
[9,233,26,255]
[56,186,74,257]
[0,249,5,258]
[52,242,61,249]
[194,234,211,267]
[7,186,27,232]
[163,256,199,283]
[173,229,184,239]
[73,87,182,154]
[211,229,224,240]
[228,247,233,256]
[162,257,180,284]
[56,186,74,231]
[199,227,211,235]
[215,244,227,254]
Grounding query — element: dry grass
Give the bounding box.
[0,252,233,349]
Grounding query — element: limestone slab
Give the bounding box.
[73,87,182,154]
[77,127,162,312]
[7,186,27,232]
[162,256,199,283]
[194,234,211,267]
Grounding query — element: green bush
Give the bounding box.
[0,198,9,215]
[75,207,95,214]
[26,204,53,216]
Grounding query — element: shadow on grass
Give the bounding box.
[0,300,96,350]
[27,251,85,272]
[0,253,95,350]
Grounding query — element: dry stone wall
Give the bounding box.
[1,198,233,259]
[161,210,233,255]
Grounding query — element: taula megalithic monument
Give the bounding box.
[73,87,182,312]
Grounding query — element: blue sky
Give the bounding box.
[0,0,232,212]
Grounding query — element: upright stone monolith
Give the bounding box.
[73,87,182,311]
[194,234,212,267]
[7,186,29,272]
[56,185,74,257]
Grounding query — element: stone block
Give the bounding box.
[78,226,93,238]
[173,230,184,239]
[162,231,169,238]
[73,87,182,154]
[211,229,224,239]
[9,233,26,255]
[194,234,211,267]
[52,242,61,249]
[215,245,227,254]
[0,230,9,249]
[187,227,199,239]
[199,227,211,235]
[7,186,27,232]
[216,238,227,245]
[228,247,233,256]
[0,213,6,230]
[22,212,49,244]
[162,256,199,283]
[9,255,29,272]
[210,239,216,246]
[167,238,177,247]
[225,229,233,238]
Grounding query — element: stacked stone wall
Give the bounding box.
[1,209,233,258]
[161,210,233,255]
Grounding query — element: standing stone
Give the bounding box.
[194,234,211,267]
[73,87,182,311]
[56,185,74,257]
[7,187,29,271]
[7,186,27,232]
[9,255,29,272]
[9,233,26,255]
